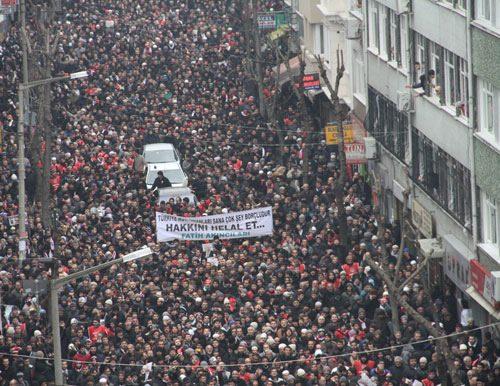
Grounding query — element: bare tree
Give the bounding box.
[315,51,349,247]
[280,51,314,180]
[37,2,59,229]
[249,0,267,119]
[363,217,461,386]
[265,39,286,161]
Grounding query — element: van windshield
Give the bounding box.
[144,150,176,163]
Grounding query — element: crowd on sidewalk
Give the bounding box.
[0,0,498,385]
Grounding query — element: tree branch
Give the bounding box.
[364,254,461,385]
[398,255,430,292]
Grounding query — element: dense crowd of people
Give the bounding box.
[0,0,498,385]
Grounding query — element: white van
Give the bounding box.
[145,162,188,189]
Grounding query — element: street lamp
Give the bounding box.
[17,71,89,264]
[50,246,153,386]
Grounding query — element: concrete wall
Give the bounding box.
[413,0,467,58]
[413,97,471,169]
[472,26,500,89]
[367,52,408,104]
[318,0,347,14]
[376,0,398,11]
[474,137,500,202]
[298,0,323,24]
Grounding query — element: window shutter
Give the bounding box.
[396,16,402,66]
[386,10,391,60]
[438,46,446,105]
[423,38,431,96]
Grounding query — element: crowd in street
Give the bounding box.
[0,0,499,385]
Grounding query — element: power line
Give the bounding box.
[1,321,497,370]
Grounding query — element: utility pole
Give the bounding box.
[49,280,63,386]
[38,2,56,230]
[50,247,152,385]
[17,0,30,264]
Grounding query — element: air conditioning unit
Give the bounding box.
[364,137,377,159]
[397,0,410,14]
[397,90,411,112]
[345,18,360,40]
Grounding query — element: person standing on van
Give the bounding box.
[152,171,171,191]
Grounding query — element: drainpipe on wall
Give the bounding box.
[466,0,478,254]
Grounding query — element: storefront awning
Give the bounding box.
[466,286,500,320]
[273,55,301,86]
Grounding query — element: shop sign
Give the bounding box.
[1,0,17,6]
[257,12,288,30]
[0,0,17,14]
[443,234,473,291]
[470,260,487,296]
[274,12,288,28]
[257,13,276,29]
[324,123,354,145]
[412,200,433,238]
[344,142,366,164]
[470,260,499,307]
[294,73,321,91]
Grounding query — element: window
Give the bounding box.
[482,193,498,245]
[477,0,492,22]
[458,59,468,117]
[368,1,380,52]
[368,86,407,162]
[415,33,425,77]
[353,50,365,98]
[457,0,467,10]
[389,10,397,62]
[399,14,408,70]
[324,27,331,67]
[379,5,388,58]
[413,34,469,114]
[314,24,324,55]
[444,50,456,106]
[478,79,499,143]
[447,159,457,214]
[411,128,472,225]
[429,42,441,97]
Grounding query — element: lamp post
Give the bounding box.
[50,246,153,386]
[17,71,89,264]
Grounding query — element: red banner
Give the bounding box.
[1,0,17,6]
[470,259,488,296]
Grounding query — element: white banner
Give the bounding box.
[156,207,273,241]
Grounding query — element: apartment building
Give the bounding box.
[287,0,499,326]
[288,0,366,114]
[363,0,500,323]
[470,0,500,323]
[364,0,499,325]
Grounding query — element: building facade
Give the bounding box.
[287,0,500,327]
[364,0,500,326]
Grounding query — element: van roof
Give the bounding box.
[147,162,183,171]
[143,143,175,151]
